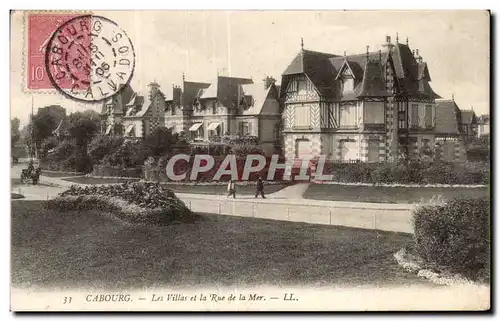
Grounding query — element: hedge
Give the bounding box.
[322,161,489,185]
[412,196,490,281]
[144,155,289,182]
[92,165,143,178]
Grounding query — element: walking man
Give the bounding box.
[227,179,236,198]
[255,177,266,199]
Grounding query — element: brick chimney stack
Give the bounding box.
[382,35,395,53]
[148,81,160,99]
[263,76,276,89]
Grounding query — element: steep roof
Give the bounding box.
[478,114,490,124]
[182,81,211,107]
[435,99,461,135]
[197,76,253,108]
[100,83,135,115]
[357,60,390,98]
[282,49,340,98]
[240,83,276,115]
[459,110,477,125]
[418,62,431,81]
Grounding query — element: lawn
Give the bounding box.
[61,177,289,195]
[41,172,86,178]
[63,177,140,184]
[304,184,490,204]
[11,200,432,290]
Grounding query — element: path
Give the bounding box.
[10,165,415,233]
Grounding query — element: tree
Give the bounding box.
[88,134,125,164]
[67,110,100,152]
[11,118,20,148]
[27,105,68,155]
[143,127,187,157]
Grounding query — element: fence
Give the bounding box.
[179,196,414,234]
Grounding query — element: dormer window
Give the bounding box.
[342,78,354,93]
[338,64,355,94]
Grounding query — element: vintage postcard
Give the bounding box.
[9,10,491,311]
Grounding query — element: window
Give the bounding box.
[367,140,379,162]
[241,122,249,135]
[424,105,433,128]
[398,113,406,129]
[298,78,307,92]
[411,104,419,128]
[287,79,298,92]
[340,139,357,161]
[343,78,354,93]
[294,105,311,128]
[212,101,217,114]
[364,102,385,124]
[172,105,176,116]
[339,103,357,128]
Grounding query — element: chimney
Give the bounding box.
[382,35,394,53]
[415,49,423,63]
[173,85,182,105]
[263,76,276,89]
[148,81,160,99]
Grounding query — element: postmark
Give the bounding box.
[44,15,135,102]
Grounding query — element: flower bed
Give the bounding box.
[46,182,196,225]
[393,248,480,286]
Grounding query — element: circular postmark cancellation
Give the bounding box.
[45,15,135,103]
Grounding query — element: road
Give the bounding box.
[10,163,415,233]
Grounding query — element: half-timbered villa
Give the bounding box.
[280,36,467,162]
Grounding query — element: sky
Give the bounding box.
[10,10,490,126]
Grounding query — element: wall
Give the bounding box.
[182,196,413,234]
[122,118,143,138]
[284,133,322,160]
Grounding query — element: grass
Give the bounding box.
[41,171,86,178]
[11,200,432,290]
[304,184,490,204]
[61,177,289,195]
[63,177,140,184]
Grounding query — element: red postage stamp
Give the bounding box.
[27,12,83,90]
[25,12,136,102]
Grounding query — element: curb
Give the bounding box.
[312,181,487,189]
[393,248,481,286]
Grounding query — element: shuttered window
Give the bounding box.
[340,104,357,127]
[294,105,310,127]
[425,105,433,128]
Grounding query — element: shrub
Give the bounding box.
[325,162,375,183]
[92,165,143,178]
[88,135,124,164]
[40,141,93,173]
[412,196,490,281]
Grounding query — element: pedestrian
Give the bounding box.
[255,177,266,198]
[227,179,236,198]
